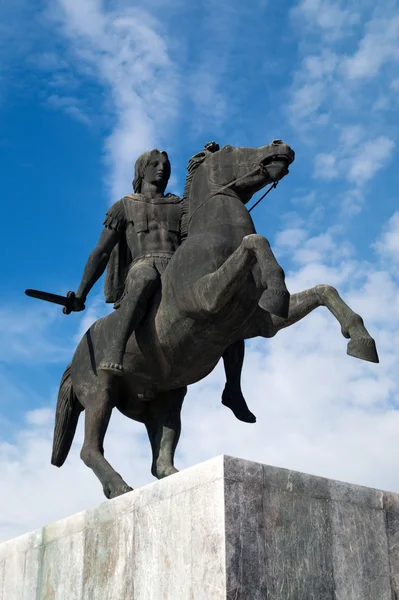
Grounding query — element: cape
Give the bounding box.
[104,193,182,304]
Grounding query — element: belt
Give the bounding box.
[131,251,175,265]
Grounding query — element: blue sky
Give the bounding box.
[0,0,398,540]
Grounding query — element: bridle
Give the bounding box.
[187,162,279,226]
[248,181,278,213]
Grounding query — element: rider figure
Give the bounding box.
[73,147,257,423]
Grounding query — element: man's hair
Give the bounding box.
[132,149,170,193]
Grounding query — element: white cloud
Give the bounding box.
[45,94,91,125]
[348,269,399,326]
[25,408,54,427]
[0,305,71,365]
[347,135,395,184]
[296,231,353,265]
[47,1,180,200]
[275,227,308,251]
[374,211,399,263]
[342,15,399,80]
[313,152,338,180]
[288,81,327,122]
[339,188,365,216]
[291,0,359,40]
[312,134,395,188]
[339,125,365,148]
[286,0,399,221]
[302,50,339,80]
[290,191,317,207]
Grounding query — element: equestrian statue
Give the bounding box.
[26,139,379,499]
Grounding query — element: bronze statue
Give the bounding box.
[72,147,261,422]
[27,139,379,500]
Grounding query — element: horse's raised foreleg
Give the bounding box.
[80,379,133,499]
[265,285,379,363]
[144,387,186,480]
[186,234,289,318]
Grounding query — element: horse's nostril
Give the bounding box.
[272,139,283,145]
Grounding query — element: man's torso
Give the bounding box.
[122,194,181,257]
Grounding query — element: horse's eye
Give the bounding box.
[223,145,233,152]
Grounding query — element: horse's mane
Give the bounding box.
[180,151,208,242]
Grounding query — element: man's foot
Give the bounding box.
[98,361,124,376]
[222,386,256,423]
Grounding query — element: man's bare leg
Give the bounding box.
[222,340,256,423]
[99,262,159,375]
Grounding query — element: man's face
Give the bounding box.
[143,152,170,191]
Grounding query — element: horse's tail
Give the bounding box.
[51,364,84,467]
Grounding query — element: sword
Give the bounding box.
[25,289,85,315]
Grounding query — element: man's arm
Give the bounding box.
[75,227,120,305]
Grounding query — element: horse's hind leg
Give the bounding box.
[258,285,378,363]
[144,387,186,480]
[80,378,133,499]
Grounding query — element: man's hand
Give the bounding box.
[63,291,86,314]
[72,294,86,312]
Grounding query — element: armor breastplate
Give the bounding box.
[123,194,181,234]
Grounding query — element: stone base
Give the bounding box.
[1,455,399,599]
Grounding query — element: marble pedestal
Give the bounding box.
[1,455,399,599]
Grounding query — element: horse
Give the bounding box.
[51,140,379,499]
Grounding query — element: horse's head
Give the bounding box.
[180,139,295,239]
[200,139,295,202]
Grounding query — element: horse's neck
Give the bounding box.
[188,172,254,236]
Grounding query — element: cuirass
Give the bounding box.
[123,195,181,233]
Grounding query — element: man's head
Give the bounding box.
[133,149,171,194]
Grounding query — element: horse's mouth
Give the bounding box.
[261,154,292,167]
[261,154,292,181]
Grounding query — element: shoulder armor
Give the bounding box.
[104,199,125,231]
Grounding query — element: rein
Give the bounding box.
[248,181,278,213]
[187,163,278,225]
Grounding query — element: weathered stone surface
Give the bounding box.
[1,455,398,599]
[225,476,266,599]
[329,478,384,509]
[331,501,391,599]
[38,530,85,599]
[0,529,42,600]
[262,490,334,600]
[263,462,330,499]
[83,509,134,599]
[385,509,399,596]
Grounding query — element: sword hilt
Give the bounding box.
[63,291,76,315]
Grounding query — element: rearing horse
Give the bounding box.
[51,140,378,499]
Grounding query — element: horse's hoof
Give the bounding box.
[259,289,290,318]
[105,483,133,499]
[347,338,379,363]
[153,465,179,479]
